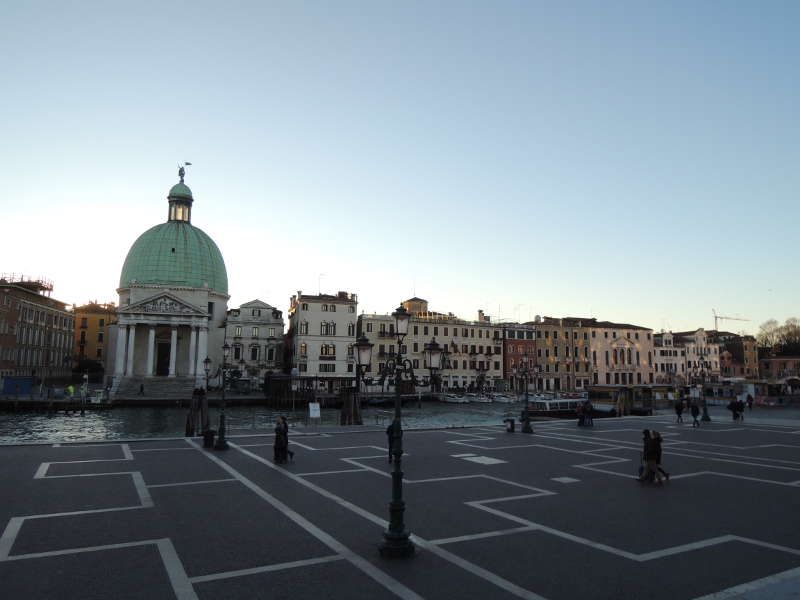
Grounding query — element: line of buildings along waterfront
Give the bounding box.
[0,169,792,402]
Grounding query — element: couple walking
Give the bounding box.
[273,416,294,463]
[636,429,669,485]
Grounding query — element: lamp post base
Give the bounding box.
[379,533,415,559]
[701,413,711,422]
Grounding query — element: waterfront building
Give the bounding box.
[587,319,655,387]
[652,330,686,386]
[357,300,505,394]
[287,291,358,393]
[503,321,536,393]
[709,331,760,378]
[72,301,116,374]
[671,329,721,383]
[226,300,284,385]
[0,274,74,387]
[533,317,593,392]
[107,170,229,397]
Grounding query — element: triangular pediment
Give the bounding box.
[239,299,275,310]
[610,338,636,348]
[120,291,207,317]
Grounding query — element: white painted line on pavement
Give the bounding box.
[189,555,345,583]
[692,565,800,599]
[147,478,237,488]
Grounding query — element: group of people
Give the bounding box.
[576,401,594,427]
[674,399,702,427]
[273,416,294,463]
[636,428,669,485]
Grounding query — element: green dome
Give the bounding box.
[168,183,193,200]
[119,222,228,294]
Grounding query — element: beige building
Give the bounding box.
[587,319,655,387]
[73,302,116,374]
[531,317,593,392]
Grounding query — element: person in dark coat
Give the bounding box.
[737,400,746,421]
[576,403,585,427]
[746,394,754,410]
[636,429,663,485]
[386,419,395,463]
[584,401,594,427]
[728,399,739,420]
[274,419,287,463]
[651,430,669,481]
[691,402,700,427]
[281,416,294,460]
[675,399,684,423]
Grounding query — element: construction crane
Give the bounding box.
[712,309,749,331]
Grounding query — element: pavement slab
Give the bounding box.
[2,406,800,599]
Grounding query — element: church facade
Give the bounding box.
[108,170,229,398]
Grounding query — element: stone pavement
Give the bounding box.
[2,405,800,599]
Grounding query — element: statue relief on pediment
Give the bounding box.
[138,298,193,314]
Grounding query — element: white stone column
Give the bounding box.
[146,325,156,377]
[188,326,197,376]
[115,323,127,376]
[196,326,208,377]
[169,325,178,377]
[125,324,136,376]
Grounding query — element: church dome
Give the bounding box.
[119,174,228,294]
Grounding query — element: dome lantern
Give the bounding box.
[167,165,194,223]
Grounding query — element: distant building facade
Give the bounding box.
[73,302,116,373]
[287,291,358,392]
[226,300,284,384]
[0,274,74,385]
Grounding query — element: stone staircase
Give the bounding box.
[112,376,200,400]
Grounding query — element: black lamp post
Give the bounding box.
[203,356,212,391]
[354,334,374,420]
[515,352,533,433]
[379,305,415,559]
[424,337,443,399]
[214,343,231,450]
[699,355,711,422]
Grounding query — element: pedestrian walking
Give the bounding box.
[138,383,145,396]
[636,429,664,485]
[576,403,585,427]
[675,399,684,423]
[737,399,745,421]
[691,402,700,427]
[386,419,395,463]
[281,416,294,460]
[274,419,287,463]
[746,394,754,411]
[584,401,594,427]
[727,399,739,421]
[651,431,669,481]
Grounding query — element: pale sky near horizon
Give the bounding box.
[1,1,797,336]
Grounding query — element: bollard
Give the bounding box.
[504,418,515,433]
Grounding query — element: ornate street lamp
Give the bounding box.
[214,343,231,450]
[515,352,533,433]
[203,356,212,391]
[352,334,374,424]
[424,337,443,398]
[699,355,711,422]
[379,305,415,559]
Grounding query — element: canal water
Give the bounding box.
[0,402,530,443]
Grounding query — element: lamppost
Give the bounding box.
[698,354,711,422]
[354,334,374,417]
[214,343,231,450]
[514,352,533,433]
[423,337,443,401]
[203,356,212,391]
[379,305,415,559]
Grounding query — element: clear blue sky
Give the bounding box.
[1,1,797,335]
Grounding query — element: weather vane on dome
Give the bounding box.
[178,161,192,183]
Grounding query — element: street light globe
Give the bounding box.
[354,334,374,367]
[423,338,442,370]
[392,305,411,337]
[222,342,231,361]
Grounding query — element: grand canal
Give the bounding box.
[0,401,529,443]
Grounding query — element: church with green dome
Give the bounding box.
[108,168,230,398]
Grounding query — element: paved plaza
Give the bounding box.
[2,406,800,599]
